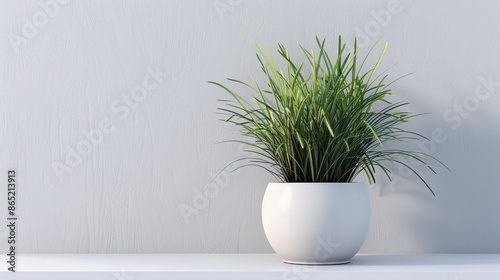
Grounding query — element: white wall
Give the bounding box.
[1,0,499,253]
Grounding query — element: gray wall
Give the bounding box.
[1,0,499,253]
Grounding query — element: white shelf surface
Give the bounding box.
[1,254,499,279]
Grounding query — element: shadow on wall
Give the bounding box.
[372,76,500,253]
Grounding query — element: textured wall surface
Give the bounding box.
[0,0,499,253]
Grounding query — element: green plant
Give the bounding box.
[210,37,445,195]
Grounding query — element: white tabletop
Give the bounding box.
[1,254,499,279]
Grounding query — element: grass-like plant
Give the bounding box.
[210,37,444,195]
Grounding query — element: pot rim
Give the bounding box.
[268,182,365,185]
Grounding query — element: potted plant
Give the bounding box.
[209,37,444,265]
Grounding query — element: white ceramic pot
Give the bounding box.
[261,182,371,265]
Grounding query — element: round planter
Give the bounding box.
[261,182,371,265]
